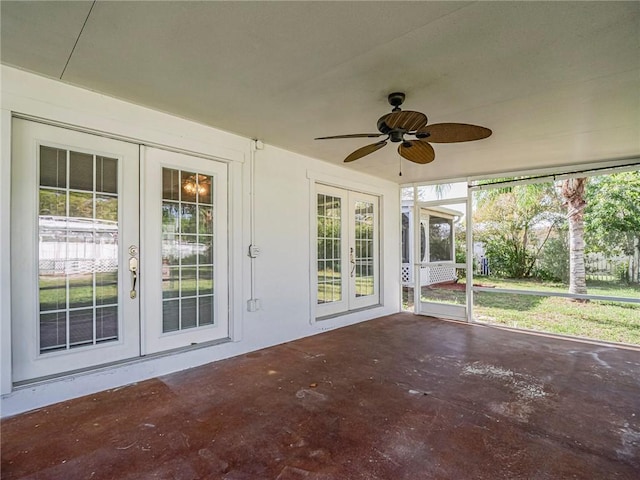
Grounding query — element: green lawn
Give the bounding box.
[404,277,640,346]
[317,270,374,303]
[39,271,215,308]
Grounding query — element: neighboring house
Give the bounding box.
[401,203,462,287]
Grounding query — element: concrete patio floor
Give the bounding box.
[2,313,639,479]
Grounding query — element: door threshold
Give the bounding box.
[316,304,382,322]
[12,337,232,390]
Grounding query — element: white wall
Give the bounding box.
[0,67,400,417]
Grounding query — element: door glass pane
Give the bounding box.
[180,204,197,234]
[69,191,93,218]
[40,271,66,312]
[69,151,94,191]
[96,271,117,305]
[181,235,198,265]
[68,261,94,309]
[37,145,120,354]
[96,195,118,221]
[181,298,197,329]
[181,170,198,203]
[96,156,118,194]
[40,146,67,188]
[198,175,213,205]
[317,194,342,304]
[163,300,179,332]
[355,201,374,297]
[162,168,181,201]
[181,266,197,297]
[198,206,213,234]
[96,306,118,342]
[162,202,180,269]
[39,312,67,353]
[198,235,213,265]
[39,189,66,217]
[161,167,217,332]
[198,266,213,294]
[163,266,180,299]
[69,309,94,348]
[199,296,214,325]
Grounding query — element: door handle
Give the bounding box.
[350,247,356,278]
[129,256,138,299]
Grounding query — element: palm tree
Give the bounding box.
[561,178,588,296]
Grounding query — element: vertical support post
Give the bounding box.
[466,186,474,322]
[412,184,420,313]
[0,109,12,394]
[634,236,639,283]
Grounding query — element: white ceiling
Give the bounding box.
[2,1,639,184]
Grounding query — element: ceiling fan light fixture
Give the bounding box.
[183,174,209,196]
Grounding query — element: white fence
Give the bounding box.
[585,253,639,283]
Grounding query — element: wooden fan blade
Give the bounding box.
[344,141,388,163]
[384,110,428,131]
[398,140,435,164]
[417,123,492,143]
[315,133,384,140]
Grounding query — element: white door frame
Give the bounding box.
[414,197,468,321]
[314,183,380,318]
[10,122,236,382]
[141,147,230,354]
[348,189,380,311]
[11,119,141,382]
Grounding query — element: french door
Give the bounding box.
[11,119,140,382]
[315,184,379,318]
[142,147,229,354]
[11,121,230,383]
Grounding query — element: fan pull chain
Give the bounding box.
[399,155,402,177]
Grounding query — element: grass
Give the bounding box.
[40,273,118,310]
[39,272,215,308]
[317,270,374,303]
[404,277,640,346]
[473,276,640,298]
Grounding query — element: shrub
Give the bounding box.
[483,236,533,278]
[615,261,630,283]
[534,234,569,283]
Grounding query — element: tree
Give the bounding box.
[474,183,564,278]
[584,171,640,282]
[560,178,588,296]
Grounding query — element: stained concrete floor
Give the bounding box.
[2,313,639,479]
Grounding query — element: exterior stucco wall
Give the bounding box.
[0,66,400,416]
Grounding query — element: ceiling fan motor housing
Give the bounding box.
[376,116,410,141]
[314,91,491,165]
[376,115,393,135]
[388,92,405,110]
[389,131,405,143]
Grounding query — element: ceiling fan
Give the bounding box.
[315,92,492,165]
